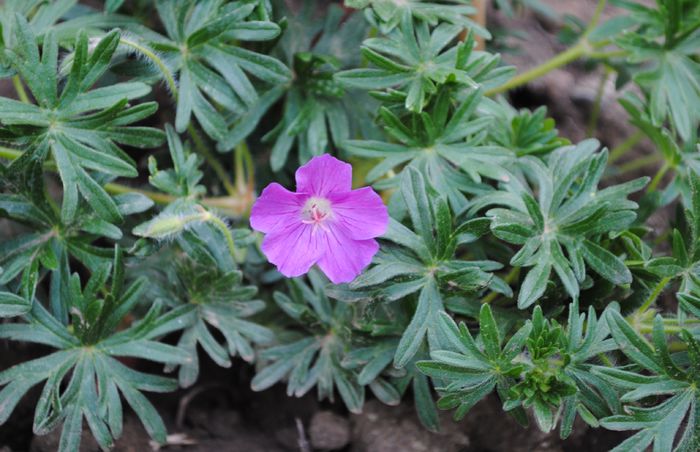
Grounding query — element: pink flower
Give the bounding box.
[250,154,389,284]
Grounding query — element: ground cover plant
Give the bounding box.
[0,0,699,451]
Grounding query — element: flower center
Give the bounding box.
[301,197,333,231]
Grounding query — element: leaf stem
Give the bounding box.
[486,0,611,96]
[205,213,238,264]
[647,161,671,193]
[234,141,255,194]
[486,41,590,95]
[102,182,176,205]
[187,124,236,195]
[119,37,237,195]
[119,37,242,200]
[585,0,608,39]
[616,153,662,174]
[637,276,673,315]
[482,266,520,304]
[586,50,628,59]
[0,146,252,218]
[119,37,178,99]
[608,131,644,164]
[12,75,30,103]
[586,69,610,137]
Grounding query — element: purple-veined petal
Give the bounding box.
[328,187,388,240]
[250,183,307,234]
[261,221,325,278]
[317,224,379,284]
[295,154,352,196]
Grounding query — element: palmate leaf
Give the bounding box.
[594,312,700,452]
[0,20,163,224]
[636,171,700,317]
[487,105,569,157]
[147,124,206,198]
[145,0,290,140]
[342,303,438,430]
[421,302,619,436]
[346,0,488,37]
[556,302,620,438]
[612,0,700,141]
[417,305,529,423]
[219,4,375,172]
[338,169,508,367]
[472,139,647,308]
[616,93,700,218]
[0,0,135,75]
[152,256,274,387]
[0,249,190,452]
[336,16,512,112]
[344,88,512,212]
[251,271,368,413]
[0,149,152,296]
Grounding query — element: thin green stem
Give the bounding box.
[206,214,237,263]
[609,131,644,164]
[638,276,673,315]
[120,37,236,196]
[119,37,178,99]
[647,162,671,193]
[12,75,30,103]
[1,145,25,161]
[234,141,255,193]
[638,323,700,334]
[482,267,520,304]
[103,182,176,205]
[653,228,672,247]
[597,353,614,367]
[1,146,251,218]
[119,37,245,202]
[187,125,236,195]
[587,69,610,137]
[587,50,628,59]
[487,0,611,96]
[486,41,590,95]
[584,0,608,39]
[617,153,662,174]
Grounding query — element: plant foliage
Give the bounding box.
[0,0,699,450]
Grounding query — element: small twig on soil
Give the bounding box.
[176,384,229,429]
[150,433,197,451]
[296,417,312,452]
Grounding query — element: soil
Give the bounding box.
[0,1,650,451]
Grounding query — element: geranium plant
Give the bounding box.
[0,0,699,450]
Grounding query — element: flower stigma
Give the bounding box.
[301,196,333,232]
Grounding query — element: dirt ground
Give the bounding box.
[0,1,649,451]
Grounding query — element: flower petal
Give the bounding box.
[250,183,306,234]
[317,225,379,284]
[261,222,325,278]
[328,187,388,240]
[295,154,352,196]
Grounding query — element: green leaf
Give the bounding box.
[580,240,632,285]
[517,260,551,309]
[395,278,443,368]
[400,168,435,252]
[0,292,31,317]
